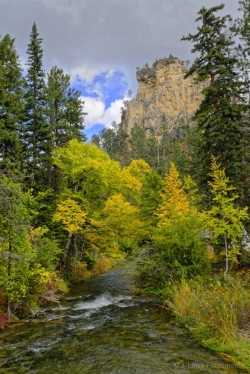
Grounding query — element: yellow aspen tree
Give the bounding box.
[53,199,87,234]
[121,159,151,200]
[156,163,191,226]
[205,156,248,274]
[103,193,146,242]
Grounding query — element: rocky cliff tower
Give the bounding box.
[121,57,205,137]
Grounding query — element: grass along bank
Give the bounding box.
[164,274,250,372]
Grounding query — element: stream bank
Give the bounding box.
[0,268,248,374]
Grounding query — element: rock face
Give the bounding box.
[121,57,205,137]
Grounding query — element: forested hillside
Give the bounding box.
[1,6,250,367]
[91,4,250,367]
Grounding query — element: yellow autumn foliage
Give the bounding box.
[53,198,87,233]
[125,159,152,177]
[156,163,192,226]
[121,168,142,194]
[103,193,146,239]
[121,159,151,195]
[53,140,149,259]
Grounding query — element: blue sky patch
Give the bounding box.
[72,69,128,109]
[84,124,105,141]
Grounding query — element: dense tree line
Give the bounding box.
[1,2,250,343]
[91,116,188,176]
[0,23,86,324]
[0,23,85,186]
[93,3,250,210]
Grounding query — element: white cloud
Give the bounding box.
[88,82,105,100]
[82,96,126,129]
[82,97,105,128]
[69,64,111,84]
[102,99,124,128]
[0,0,239,98]
[77,67,130,129]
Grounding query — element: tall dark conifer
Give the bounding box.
[129,123,149,162]
[234,1,250,105]
[65,87,86,142]
[91,122,130,165]
[182,5,250,205]
[98,127,116,156]
[45,66,86,191]
[112,125,130,166]
[23,23,51,193]
[236,1,250,56]
[0,34,24,175]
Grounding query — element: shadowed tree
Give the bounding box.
[45,66,86,191]
[0,34,24,175]
[182,5,250,206]
[23,23,51,194]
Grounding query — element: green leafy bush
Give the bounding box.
[153,214,211,280]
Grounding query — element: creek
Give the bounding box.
[0,268,247,373]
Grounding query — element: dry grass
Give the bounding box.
[93,257,116,275]
[71,260,91,282]
[166,278,250,341]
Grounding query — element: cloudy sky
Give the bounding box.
[0,0,239,138]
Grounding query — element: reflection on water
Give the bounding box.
[0,269,247,374]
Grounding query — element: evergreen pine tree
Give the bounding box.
[64,86,86,142]
[91,134,101,147]
[45,66,86,190]
[129,123,149,162]
[93,122,131,166]
[0,34,24,175]
[112,125,130,166]
[182,5,250,205]
[235,1,250,57]
[234,0,250,105]
[23,23,51,193]
[98,127,116,156]
[146,126,158,169]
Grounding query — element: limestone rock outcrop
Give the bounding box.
[121,57,205,138]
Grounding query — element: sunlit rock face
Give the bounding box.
[122,57,206,138]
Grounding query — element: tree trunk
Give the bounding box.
[7,230,12,317]
[224,231,229,276]
[65,232,72,274]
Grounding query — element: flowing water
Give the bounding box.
[0,268,247,374]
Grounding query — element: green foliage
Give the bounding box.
[133,252,168,291]
[153,213,211,280]
[53,139,149,272]
[167,276,250,342]
[182,5,250,206]
[46,65,86,149]
[135,164,210,291]
[0,34,24,174]
[129,123,148,162]
[29,227,63,268]
[204,157,248,273]
[0,175,66,315]
[91,123,130,166]
[23,23,51,193]
[140,170,164,225]
[102,193,147,251]
[91,117,190,176]
[164,275,250,370]
[3,7,250,352]
[235,0,250,57]
[0,176,35,304]
[53,139,122,207]
[119,237,138,253]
